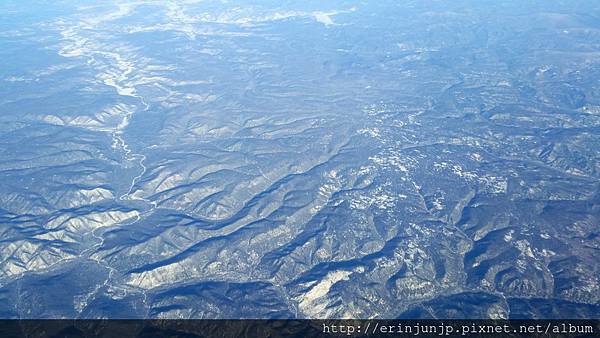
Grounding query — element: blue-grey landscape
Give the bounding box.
[1,0,599,320]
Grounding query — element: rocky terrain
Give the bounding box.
[0,0,599,319]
